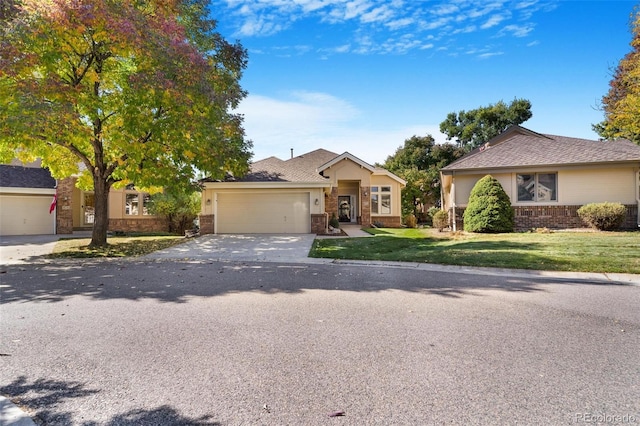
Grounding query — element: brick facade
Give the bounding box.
[371,216,402,228]
[450,204,639,231]
[199,214,215,234]
[108,218,169,233]
[55,177,75,234]
[311,213,327,234]
[326,188,339,223]
[360,186,371,226]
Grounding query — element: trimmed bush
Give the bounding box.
[432,210,449,231]
[577,202,627,231]
[329,213,340,229]
[404,214,417,228]
[463,175,514,233]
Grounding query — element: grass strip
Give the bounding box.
[311,228,640,274]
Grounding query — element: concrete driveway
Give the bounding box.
[0,234,64,266]
[143,233,321,263]
[0,233,321,265]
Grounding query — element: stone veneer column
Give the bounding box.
[360,186,371,226]
[56,177,75,234]
[326,188,338,222]
[199,214,215,234]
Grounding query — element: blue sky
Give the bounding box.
[211,0,638,165]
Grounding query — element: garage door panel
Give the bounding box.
[217,192,310,234]
[0,195,56,235]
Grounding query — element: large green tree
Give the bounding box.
[439,99,532,151]
[382,135,464,216]
[0,0,251,247]
[594,9,640,144]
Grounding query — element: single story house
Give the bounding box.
[0,160,167,236]
[199,149,406,234]
[440,126,640,231]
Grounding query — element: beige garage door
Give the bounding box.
[0,194,56,235]
[217,192,310,234]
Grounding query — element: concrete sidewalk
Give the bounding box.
[0,395,36,426]
[0,232,91,266]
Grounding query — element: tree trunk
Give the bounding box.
[89,176,111,248]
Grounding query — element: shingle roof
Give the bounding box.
[442,126,640,172]
[228,149,339,183]
[0,165,56,189]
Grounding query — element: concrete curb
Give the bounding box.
[327,258,640,286]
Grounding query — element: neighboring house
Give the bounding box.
[440,126,640,231]
[0,160,57,235]
[54,178,168,234]
[0,160,167,236]
[200,149,406,234]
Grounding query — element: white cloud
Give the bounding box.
[477,51,504,59]
[236,92,448,164]
[386,17,414,30]
[481,13,509,30]
[499,23,535,37]
[219,0,551,55]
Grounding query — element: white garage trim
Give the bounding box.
[216,192,311,234]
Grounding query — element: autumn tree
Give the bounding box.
[0,0,251,247]
[594,9,640,144]
[439,99,532,151]
[382,135,464,217]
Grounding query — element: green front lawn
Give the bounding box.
[310,228,640,274]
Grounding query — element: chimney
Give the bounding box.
[290,148,293,159]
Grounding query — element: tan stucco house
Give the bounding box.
[199,149,406,234]
[0,160,167,235]
[440,126,640,231]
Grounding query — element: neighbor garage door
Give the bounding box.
[217,192,310,233]
[0,194,56,235]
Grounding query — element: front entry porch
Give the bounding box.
[326,180,371,226]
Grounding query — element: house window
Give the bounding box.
[125,184,152,216]
[371,186,392,214]
[517,173,557,202]
[125,193,139,215]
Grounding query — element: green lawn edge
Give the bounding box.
[310,228,640,274]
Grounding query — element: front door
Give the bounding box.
[338,195,352,222]
[82,192,95,227]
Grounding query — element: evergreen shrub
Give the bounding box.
[463,175,514,233]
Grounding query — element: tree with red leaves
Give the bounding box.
[0,0,251,247]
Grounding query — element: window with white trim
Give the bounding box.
[371,186,392,214]
[516,173,557,202]
[125,185,152,216]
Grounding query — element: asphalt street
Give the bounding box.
[1,258,639,425]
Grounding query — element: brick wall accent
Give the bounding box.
[450,204,639,231]
[109,218,169,233]
[325,188,338,222]
[56,177,75,234]
[199,214,215,234]
[360,186,371,226]
[371,216,402,228]
[311,213,327,234]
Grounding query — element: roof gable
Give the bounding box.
[442,126,640,172]
[317,152,376,173]
[209,148,405,185]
